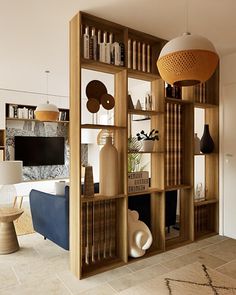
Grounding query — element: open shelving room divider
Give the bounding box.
[70,11,219,278]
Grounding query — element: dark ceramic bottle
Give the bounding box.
[200,124,214,154]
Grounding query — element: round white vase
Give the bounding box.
[142,140,154,152]
[99,136,118,196]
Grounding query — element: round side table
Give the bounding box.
[0,208,24,254]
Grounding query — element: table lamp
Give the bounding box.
[0,161,23,205]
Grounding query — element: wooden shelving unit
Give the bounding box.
[70,11,219,279]
[0,130,5,160]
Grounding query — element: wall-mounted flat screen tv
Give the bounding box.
[15,136,65,166]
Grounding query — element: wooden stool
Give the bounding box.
[0,208,24,254]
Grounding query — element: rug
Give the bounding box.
[163,263,236,295]
[14,209,35,236]
[120,262,236,295]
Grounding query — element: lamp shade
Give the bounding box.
[0,161,23,185]
[157,33,219,86]
[35,102,59,121]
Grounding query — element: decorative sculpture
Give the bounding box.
[128,209,153,258]
[85,80,115,113]
[84,166,94,197]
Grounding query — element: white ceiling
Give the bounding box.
[1,0,236,97]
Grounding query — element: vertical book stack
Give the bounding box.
[128,39,151,73]
[82,25,125,66]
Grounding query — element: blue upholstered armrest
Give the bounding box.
[29,189,69,250]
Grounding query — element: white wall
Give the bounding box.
[220,52,236,238]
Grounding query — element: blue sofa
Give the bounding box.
[29,186,69,250]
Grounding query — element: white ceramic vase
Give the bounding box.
[142,140,154,152]
[99,136,118,196]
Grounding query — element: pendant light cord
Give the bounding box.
[45,70,50,104]
[185,0,190,34]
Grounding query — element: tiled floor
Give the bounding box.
[0,233,235,294]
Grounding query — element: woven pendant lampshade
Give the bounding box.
[35,70,59,121]
[35,101,59,121]
[157,33,219,87]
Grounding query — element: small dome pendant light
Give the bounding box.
[35,70,59,121]
[157,2,219,87]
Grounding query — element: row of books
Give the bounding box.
[128,39,151,72]
[82,25,125,66]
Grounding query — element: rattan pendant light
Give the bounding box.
[35,70,59,121]
[157,0,219,87]
[157,33,219,86]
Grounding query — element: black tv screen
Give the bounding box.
[15,136,65,166]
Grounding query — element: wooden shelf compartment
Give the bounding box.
[165,102,194,188]
[81,196,128,278]
[80,12,126,70]
[127,27,166,76]
[181,67,219,105]
[165,189,193,247]
[194,202,218,239]
[81,193,126,203]
[128,191,165,253]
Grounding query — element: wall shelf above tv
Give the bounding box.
[6,117,69,124]
[5,103,70,122]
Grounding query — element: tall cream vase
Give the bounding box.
[99,136,118,196]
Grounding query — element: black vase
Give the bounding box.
[200,124,214,154]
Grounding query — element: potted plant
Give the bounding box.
[128,137,149,194]
[136,129,159,152]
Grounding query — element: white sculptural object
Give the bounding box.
[128,209,153,258]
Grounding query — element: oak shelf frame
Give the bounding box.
[194,102,218,109]
[81,124,126,130]
[128,150,164,154]
[81,58,125,74]
[81,193,126,203]
[70,10,219,279]
[128,188,164,197]
[165,97,193,105]
[128,109,164,116]
[6,117,69,124]
[194,198,218,207]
